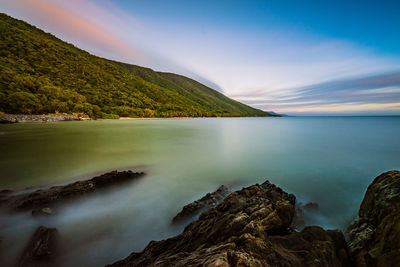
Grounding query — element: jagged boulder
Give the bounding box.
[172,185,230,224]
[347,170,400,266]
[32,207,54,217]
[110,180,350,266]
[19,226,59,267]
[303,202,319,211]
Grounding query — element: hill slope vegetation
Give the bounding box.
[0,13,272,118]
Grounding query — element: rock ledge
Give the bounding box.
[0,170,145,211]
[347,170,400,266]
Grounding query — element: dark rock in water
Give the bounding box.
[19,226,59,267]
[303,201,319,211]
[1,170,145,211]
[172,185,230,224]
[347,170,400,267]
[109,180,350,266]
[0,189,13,204]
[32,207,54,217]
[0,189,13,195]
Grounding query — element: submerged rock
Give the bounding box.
[1,170,145,211]
[19,226,59,267]
[172,185,230,224]
[0,189,13,195]
[303,202,319,211]
[32,207,54,217]
[347,170,400,266]
[0,189,13,204]
[110,180,350,266]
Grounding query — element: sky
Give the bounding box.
[1,0,400,115]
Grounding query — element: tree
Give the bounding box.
[6,91,42,114]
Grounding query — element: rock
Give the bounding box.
[109,180,350,266]
[19,226,59,267]
[32,207,53,217]
[291,205,306,230]
[0,189,13,195]
[347,170,400,267]
[303,202,319,211]
[0,114,84,123]
[0,189,13,204]
[1,170,145,211]
[290,201,320,231]
[172,185,230,224]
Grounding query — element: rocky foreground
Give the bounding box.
[5,170,399,266]
[110,170,400,267]
[110,180,350,266]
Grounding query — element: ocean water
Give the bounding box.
[0,117,399,266]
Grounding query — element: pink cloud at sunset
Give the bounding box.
[1,0,142,62]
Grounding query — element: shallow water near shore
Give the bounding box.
[0,117,399,266]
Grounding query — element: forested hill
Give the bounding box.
[0,13,274,118]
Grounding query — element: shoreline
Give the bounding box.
[0,114,89,124]
[0,114,279,123]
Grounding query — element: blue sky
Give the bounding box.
[2,0,400,115]
[116,0,400,56]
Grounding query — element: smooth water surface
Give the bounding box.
[0,117,399,266]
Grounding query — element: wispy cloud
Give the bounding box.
[234,71,400,115]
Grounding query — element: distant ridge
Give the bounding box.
[266,111,287,117]
[0,13,276,118]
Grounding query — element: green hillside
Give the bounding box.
[0,13,273,118]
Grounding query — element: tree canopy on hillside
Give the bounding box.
[0,13,272,118]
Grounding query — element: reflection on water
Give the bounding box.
[0,117,399,266]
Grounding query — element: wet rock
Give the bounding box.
[347,170,400,267]
[270,226,350,266]
[0,189,13,195]
[1,170,145,211]
[19,226,59,267]
[32,207,53,217]
[303,202,319,211]
[291,205,306,230]
[290,201,319,231]
[0,189,13,204]
[110,180,350,267]
[172,185,230,224]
